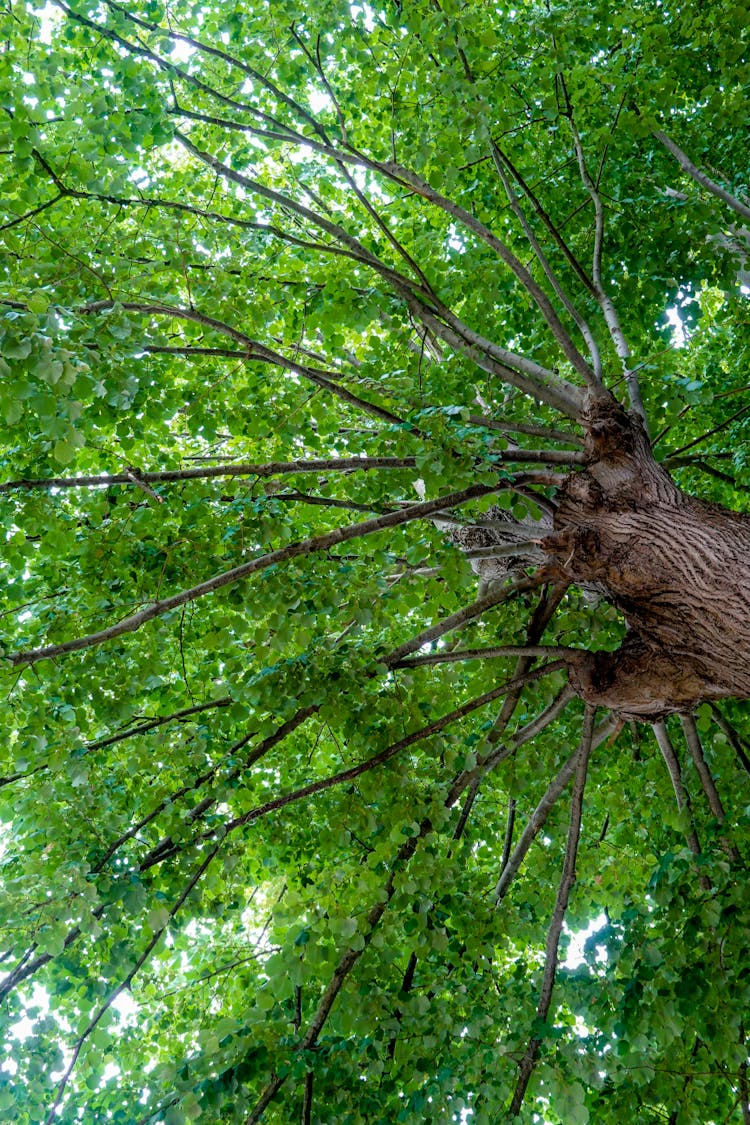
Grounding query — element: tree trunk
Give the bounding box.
[542,394,750,719]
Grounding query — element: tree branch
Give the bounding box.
[383,571,547,666]
[464,414,583,446]
[244,828,427,1123]
[562,82,647,423]
[43,846,219,1124]
[493,707,615,903]
[490,144,603,381]
[138,706,317,870]
[680,714,740,861]
[171,133,585,416]
[0,707,318,1001]
[654,130,750,223]
[8,482,501,667]
[406,295,583,419]
[77,299,408,428]
[500,798,517,875]
[394,646,570,668]
[213,670,557,844]
[709,704,750,777]
[241,679,580,1121]
[506,706,595,1117]
[653,722,711,889]
[0,457,419,495]
[0,192,64,232]
[376,161,596,386]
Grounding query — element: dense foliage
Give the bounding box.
[1,1,749,1122]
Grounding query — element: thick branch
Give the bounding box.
[378,161,596,385]
[465,414,583,446]
[172,134,584,415]
[490,145,603,381]
[406,300,583,418]
[394,646,569,668]
[680,715,728,824]
[563,90,646,423]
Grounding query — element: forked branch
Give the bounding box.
[242,688,590,1123]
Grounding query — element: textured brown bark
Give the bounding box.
[542,393,750,719]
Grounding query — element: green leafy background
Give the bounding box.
[0,1,749,1122]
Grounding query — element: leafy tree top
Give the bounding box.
[0,1,749,1123]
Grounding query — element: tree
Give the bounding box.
[1,0,749,1120]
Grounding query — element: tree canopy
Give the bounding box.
[1,1,749,1122]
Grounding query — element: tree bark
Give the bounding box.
[541,393,750,718]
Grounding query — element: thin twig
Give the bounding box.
[664,400,750,461]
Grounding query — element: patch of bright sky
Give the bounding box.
[34,2,61,44]
[2,982,51,1071]
[350,2,376,32]
[447,224,467,253]
[308,88,333,115]
[563,912,608,968]
[665,306,687,347]
[112,988,139,1025]
[170,38,196,64]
